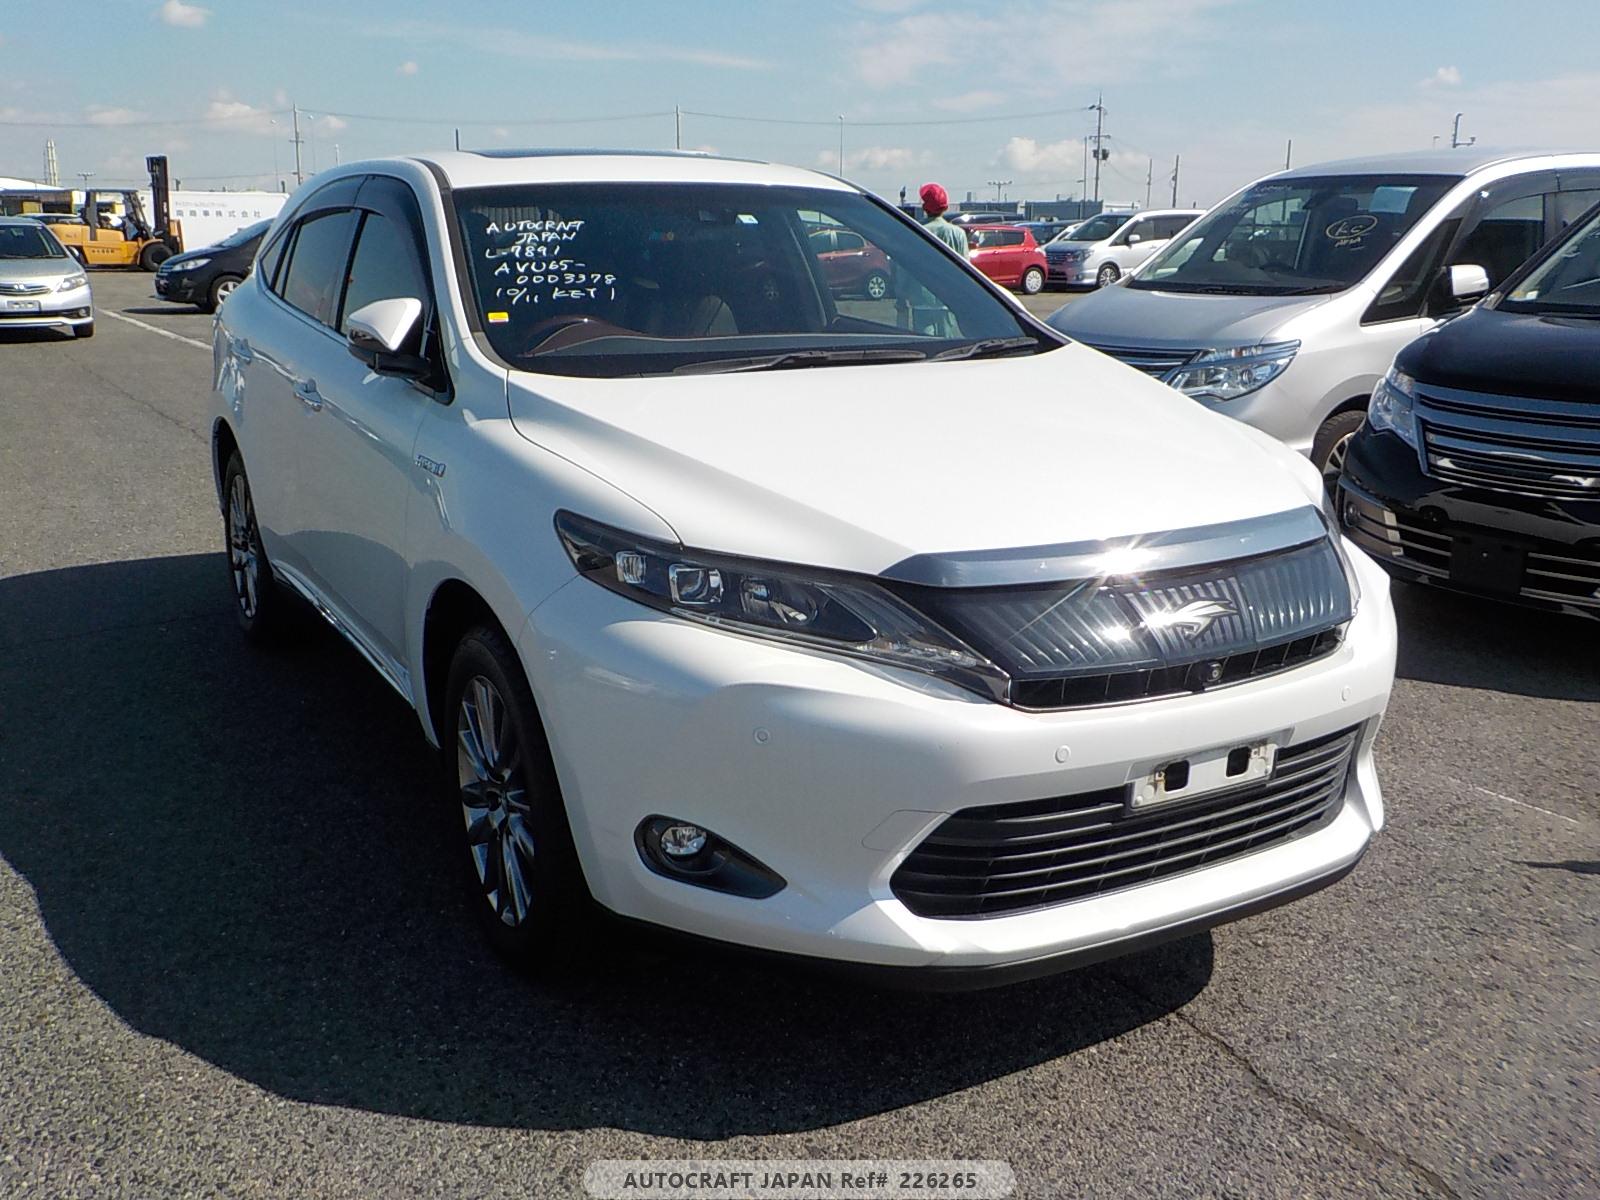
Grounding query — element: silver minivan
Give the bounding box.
[1049,150,1600,482]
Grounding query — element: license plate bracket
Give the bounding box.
[3,299,42,313]
[1129,738,1277,812]
[1448,534,1526,597]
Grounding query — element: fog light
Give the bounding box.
[659,822,708,859]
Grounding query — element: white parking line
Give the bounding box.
[1464,782,1582,827]
[102,309,211,351]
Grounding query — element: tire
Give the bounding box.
[201,274,243,314]
[1019,266,1045,295]
[221,452,289,641]
[443,624,590,966]
[74,321,95,339]
[1095,262,1121,288]
[863,271,889,301]
[138,242,173,272]
[1312,410,1366,492]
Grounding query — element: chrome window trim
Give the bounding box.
[881,506,1327,588]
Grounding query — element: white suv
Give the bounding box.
[211,151,1395,985]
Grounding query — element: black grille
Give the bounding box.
[1079,341,1198,378]
[891,727,1358,919]
[1417,385,1600,500]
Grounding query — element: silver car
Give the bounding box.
[1049,150,1600,484]
[0,216,94,338]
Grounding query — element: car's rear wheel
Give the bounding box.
[1096,263,1121,288]
[201,274,243,314]
[444,624,589,966]
[863,271,889,300]
[222,452,288,640]
[1019,266,1045,295]
[1313,410,1366,492]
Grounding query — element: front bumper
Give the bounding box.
[524,548,1396,982]
[0,283,92,329]
[1046,255,1093,284]
[1339,424,1600,618]
[153,270,204,303]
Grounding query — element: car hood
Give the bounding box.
[1401,306,1600,404]
[1048,284,1333,351]
[0,257,79,282]
[506,344,1319,575]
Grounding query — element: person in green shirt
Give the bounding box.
[919,182,969,257]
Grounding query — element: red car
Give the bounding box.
[810,227,893,299]
[967,225,1047,294]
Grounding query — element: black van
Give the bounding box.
[1337,200,1600,617]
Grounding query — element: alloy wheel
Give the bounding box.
[456,676,535,927]
[1322,432,1353,491]
[216,279,238,303]
[227,474,260,619]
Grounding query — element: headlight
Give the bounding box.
[555,512,1007,701]
[56,273,88,292]
[1367,367,1418,448]
[167,257,211,273]
[1168,341,1300,402]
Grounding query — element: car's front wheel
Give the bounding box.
[863,271,889,300]
[201,275,243,314]
[1096,262,1121,288]
[1312,410,1366,492]
[222,452,289,640]
[1019,265,1045,295]
[444,624,589,965]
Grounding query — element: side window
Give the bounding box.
[1362,218,1461,324]
[834,231,866,252]
[1124,219,1157,243]
[276,209,358,328]
[1453,194,1546,289]
[256,229,289,290]
[998,230,1024,247]
[1555,191,1600,230]
[1155,216,1190,240]
[341,211,430,337]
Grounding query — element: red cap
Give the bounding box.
[919,182,949,213]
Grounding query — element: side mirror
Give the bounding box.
[1447,263,1490,303]
[1125,233,1142,245]
[346,297,428,377]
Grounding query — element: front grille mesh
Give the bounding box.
[1418,386,1600,499]
[1079,342,1198,378]
[891,726,1358,919]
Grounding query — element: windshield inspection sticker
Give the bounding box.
[1325,213,1378,246]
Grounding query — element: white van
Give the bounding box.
[1049,150,1600,482]
[1043,207,1204,288]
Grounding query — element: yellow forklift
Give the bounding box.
[46,156,185,271]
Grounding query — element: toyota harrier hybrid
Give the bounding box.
[1049,151,1600,486]
[210,151,1396,986]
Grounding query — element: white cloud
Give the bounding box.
[818,145,925,172]
[933,90,1004,113]
[85,106,148,126]
[398,60,419,76]
[358,18,768,70]
[998,135,1083,177]
[318,115,348,132]
[1421,65,1462,88]
[203,94,279,136]
[158,0,210,29]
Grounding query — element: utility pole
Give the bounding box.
[1170,155,1180,207]
[1088,92,1106,203]
[675,105,682,150]
[333,143,341,166]
[1450,112,1474,149]
[987,179,1012,202]
[837,115,845,176]
[1285,138,1292,170]
[291,104,304,186]
[454,128,461,151]
[1080,136,1088,201]
[1145,158,1152,208]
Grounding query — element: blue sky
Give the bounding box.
[3,1,1598,205]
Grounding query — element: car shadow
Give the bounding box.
[1390,580,1600,701]
[0,327,73,344]
[0,553,1212,1137]
[119,305,200,317]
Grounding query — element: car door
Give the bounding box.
[237,180,362,578]
[1115,218,1163,270]
[288,175,442,678]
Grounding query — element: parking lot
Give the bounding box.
[0,269,1596,1199]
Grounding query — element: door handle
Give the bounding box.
[293,380,324,412]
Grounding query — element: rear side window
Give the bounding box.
[276,209,358,328]
[342,212,430,337]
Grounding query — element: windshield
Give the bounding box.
[1062,212,1128,243]
[1499,203,1600,317]
[0,223,67,259]
[216,219,271,249]
[1130,173,1459,295]
[454,182,1042,378]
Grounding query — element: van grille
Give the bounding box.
[1417,384,1600,499]
[1079,341,1198,379]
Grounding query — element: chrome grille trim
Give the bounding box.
[1415,382,1600,499]
[1078,341,1200,379]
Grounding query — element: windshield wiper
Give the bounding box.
[671,347,928,375]
[931,336,1041,362]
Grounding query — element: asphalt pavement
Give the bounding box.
[0,272,1596,1199]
